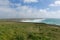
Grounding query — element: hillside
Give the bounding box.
[0,22,60,40]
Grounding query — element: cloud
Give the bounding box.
[0,0,60,18]
[24,0,38,3]
[16,5,60,18]
[39,9,60,18]
[0,0,9,7]
[50,10,60,18]
[0,0,18,18]
[49,0,60,6]
[0,0,40,18]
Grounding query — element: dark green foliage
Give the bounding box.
[0,22,60,40]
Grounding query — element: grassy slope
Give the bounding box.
[0,22,60,40]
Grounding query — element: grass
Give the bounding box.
[0,22,60,40]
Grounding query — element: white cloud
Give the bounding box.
[49,4,55,6]
[16,6,60,18]
[0,0,18,18]
[0,0,40,18]
[49,0,60,6]
[0,0,60,18]
[55,1,60,4]
[39,10,60,18]
[24,0,38,3]
[0,0,9,7]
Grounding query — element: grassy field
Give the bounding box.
[0,22,60,40]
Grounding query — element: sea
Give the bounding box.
[42,18,60,25]
[21,18,60,25]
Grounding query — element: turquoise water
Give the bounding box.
[42,18,60,25]
[21,18,60,25]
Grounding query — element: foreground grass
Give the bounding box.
[0,22,60,40]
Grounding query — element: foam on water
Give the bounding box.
[21,18,60,25]
[21,19,45,23]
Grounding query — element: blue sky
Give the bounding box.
[9,0,53,9]
[0,0,60,18]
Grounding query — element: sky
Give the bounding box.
[0,0,60,18]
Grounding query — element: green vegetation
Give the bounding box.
[0,22,60,40]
